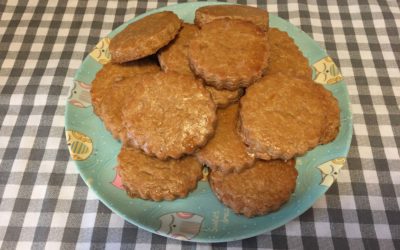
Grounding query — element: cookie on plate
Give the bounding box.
[239,73,338,160]
[210,159,297,217]
[196,104,255,174]
[267,28,312,79]
[123,72,217,160]
[195,4,269,31]
[158,23,199,75]
[189,19,269,90]
[109,11,182,63]
[91,59,160,116]
[118,146,203,201]
[158,23,242,108]
[318,85,340,144]
[100,77,146,143]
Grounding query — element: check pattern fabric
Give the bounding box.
[1,0,399,249]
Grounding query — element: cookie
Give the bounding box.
[318,85,340,144]
[267,28,312,79]
[239,73,331,160]
[188,19,269,90]
[196,104,255,174]
[210,159,298,217]
[91,59,160,116]
[118,146,203,201]
[158,23,199,75]
[158,23,242,107]
[100,77,138,143]
[91,60,159,142]
[123,72,217,160]
[195,4,269,31]
[109,11,182,63]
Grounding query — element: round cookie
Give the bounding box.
[210,159,298,217]
[118,146,203,201]
[158,23,242,107]
[267,28,312,79]
[317,85,340,144]
[239,73,328,160]
[158,23,199,75]
[188,19,269,90]
[109,11,182,63]
[100,77,138,143]
[196,104,255,173]
[195,4,269,31]
[91,59,160,116]
[123,72,217,160]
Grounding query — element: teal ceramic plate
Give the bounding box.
[65,2,352,243]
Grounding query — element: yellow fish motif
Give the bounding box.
[313,56,343,84]
[66,130,93,161]
[89,37,111,64]
[318,157,346,187]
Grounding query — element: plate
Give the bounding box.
[65,2,352,243]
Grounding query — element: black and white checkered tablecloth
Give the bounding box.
[1,0,399,249]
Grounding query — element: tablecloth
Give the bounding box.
[1,0,399,249]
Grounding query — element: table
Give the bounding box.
[1,0,399,249]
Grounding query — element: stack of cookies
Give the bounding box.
[90,5,340,217]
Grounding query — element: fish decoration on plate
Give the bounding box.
[318,157,346,187]
[313,56,343,84]
[90,37,111,64]
[66,130,93,161]
[68,80,92,108]
[157,212,204,240]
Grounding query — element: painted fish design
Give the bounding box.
[89,37,111,64]
[66,130,93,161]
[318,157,346,187]
[68,80,92,108]
[157,212,204,240]
[313,56,343,84]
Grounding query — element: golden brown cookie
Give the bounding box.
[122,72,217,160]
[158,23,199,75]
[205,86,243,108]
[100,77,137,143]
[118,146,203,201]
[210,159,298,217]
[318,85,340,144]
[91,59,160,116]
[195,4,269,31]
[158,23,242,107]
[267,28,312,79]
[239,73,330,160]
[109,11,182,63]
[196,104,255,173]
[188,19,269,90]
